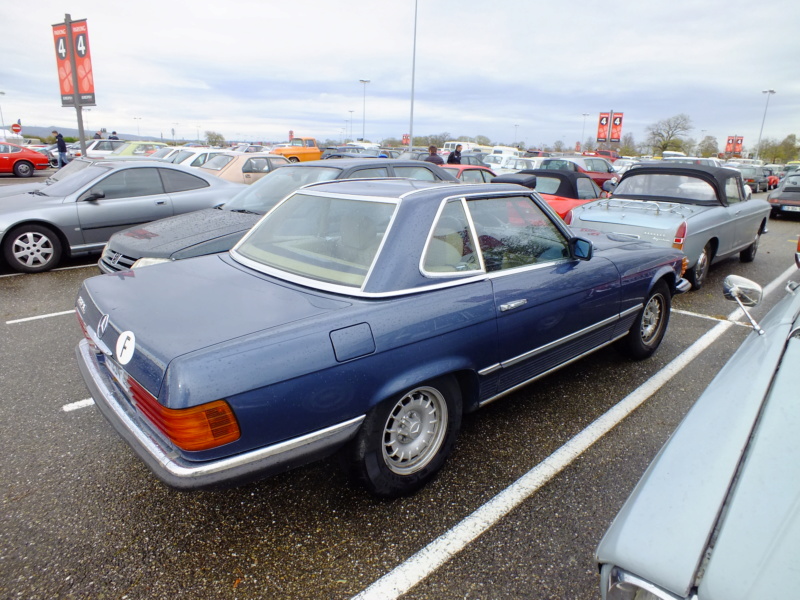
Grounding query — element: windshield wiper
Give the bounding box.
[228,209,262,214]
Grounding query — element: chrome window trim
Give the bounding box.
[419,196,485,279]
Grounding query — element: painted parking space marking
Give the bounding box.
[63,398,95,412]
[351,263,798,600]
[6,309,75,325]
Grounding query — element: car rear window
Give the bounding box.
[234,192,396,288]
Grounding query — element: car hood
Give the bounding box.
[596,287,800,598]
[78,253,351,404]
[107,207,260,257]
[0,182,47,199]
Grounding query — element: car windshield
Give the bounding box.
[223,166,342,214]
[234,192,396,288]
[38,164,112,196]
[149,147,175,159]
[737,167,756,177]
[202,154,236,171]
[613,173,717,203]
[43,158,94,184]
[783,176,800,190]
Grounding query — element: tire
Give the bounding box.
[13,161,34,177]
[740,230,761,263]
[686,243,712,290]
[344,376,462,498]
[288,157,300,163]
[2,225,63,273]
[620,281,671,359]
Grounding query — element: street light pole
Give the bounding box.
[348,110,354,142]
[409,0,418,149]
[133,117,141,138]
[581,113,589,147]
[755,89,776,160]
[359,79,370,141]
[514,124,519,147]
[0,91,6,141]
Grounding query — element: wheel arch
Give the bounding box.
[1,220,72,259]
[365,359,480,417]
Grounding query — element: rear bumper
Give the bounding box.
[75,339,364,490]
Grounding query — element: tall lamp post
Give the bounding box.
[514,124,519,147]
[133,117,142,138]
[409,0,418,149]
[0,91,6,141]
[359,79,370,141]
[581,113,589,147]
[348,110,354,142]
[755,89,776,160]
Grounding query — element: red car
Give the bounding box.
[539,156,619,189]
[491,170,607,219]
[440,164,496,183]
[0,141,51,177]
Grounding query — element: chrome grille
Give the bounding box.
[99,246,137,272]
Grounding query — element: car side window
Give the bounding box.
[467,195,570,272]
[350,167,390,178]
[87,168,165,200]
[159,168,211,193]
[461,169,484,183]
[577,178,598,199]
[393,166,437,181]
[423,200,480,274]
[725,177,743,204]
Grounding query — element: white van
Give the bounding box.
[442,141,491,154]
[491,145,524,157]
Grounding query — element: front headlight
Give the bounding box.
[601,565,684,600]
[131,257,171,269]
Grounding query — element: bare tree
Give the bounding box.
[645,114,693,155]
[697,136,719,158]
[205,131,225,146]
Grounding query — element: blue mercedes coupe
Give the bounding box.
[75,178,690,497]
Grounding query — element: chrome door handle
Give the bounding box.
[500,299,527,312]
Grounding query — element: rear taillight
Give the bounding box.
[673,221,687,250]
[128,375,240,451]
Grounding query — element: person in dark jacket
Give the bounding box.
[447,144,462,164]
[52,130,69,167]
[424,145,444,165]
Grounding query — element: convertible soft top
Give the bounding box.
[620,163,743,204]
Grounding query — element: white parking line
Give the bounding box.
[0,263,95,278]
[6,310,75,325]
[63,398,95,412]
[351,264,798,600]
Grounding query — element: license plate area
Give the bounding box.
[782,205,800,212]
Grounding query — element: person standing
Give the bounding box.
[424,145,444,165]
[52,130,69,167]
[93,131,102,139]
[108,131,119,140]
[447,144,462,164]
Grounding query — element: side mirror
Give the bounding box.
[723,275,764,334]
[81,190,105,202]
[570,237,593,261]
[602,180,617,193]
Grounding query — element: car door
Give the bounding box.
[724,175,763,249]
[465,194,621,394]
[75,167,172,246]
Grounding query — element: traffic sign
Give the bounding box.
[10,123,21,134]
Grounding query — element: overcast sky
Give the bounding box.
[1,0,797,151]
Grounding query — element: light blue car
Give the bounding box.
[596,242,800,600]
[565,164,771,289]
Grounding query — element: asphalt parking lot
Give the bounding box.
[2,169,799,599]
